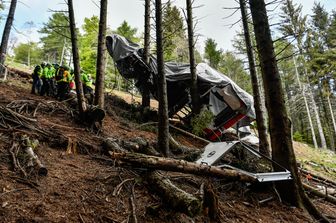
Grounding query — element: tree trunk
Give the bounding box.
[147,171,201,217]
[68,0,87,116]
[306,82,327,149]
[248,0,329,222]
[94,0,108,108]
[318,86,335,150]
[239,0,270,157]
[186,0,200,114]
[326,93,336,144]
[155,0,170,156]
[292,57,318,148]
[109,151,257,182]
[0,0,17,75]
[142,0,151,108]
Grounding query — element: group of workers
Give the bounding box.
[31,62,94,102]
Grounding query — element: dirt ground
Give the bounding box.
[0,76,335,223]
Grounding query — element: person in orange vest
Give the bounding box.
[55,65,71,101]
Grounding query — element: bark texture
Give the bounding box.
[248,0,329,222]
[109,151,257,182]
[239,0,270,157]
[186,0,200,114]
[147,171,201,217]
[142,0,151,108]
[94,0,108,108]
[155,0,170,156]
[68,0,87,115]
[0,0,17,75]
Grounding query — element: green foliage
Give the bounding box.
[204,38,222,69]
[162,2,187,61]
[190,107,214,136]
[13,42,42,66]
[79,16,99,77]
[279,0,307,50]
[327,11,336,48]
[39,12,71,64]
[115,20,139,43]
[293,131,304,142]
[219,51,252,94]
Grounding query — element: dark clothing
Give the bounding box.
[40,77,50,96]
[57,81,70,101]
[49,79,57,97]
[31,76,42,94]
[83,85,94,104]
[31,65,42,94]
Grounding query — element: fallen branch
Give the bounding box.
[128,184,138,223]
[109,152,257,183]
[147,171,201,217]
[300,168,336,188]
[303,183,336,205]
[25,147,48,176]
[9,142,19,170]
[169,124,210,144]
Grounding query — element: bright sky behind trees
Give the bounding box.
[1,0,336,54]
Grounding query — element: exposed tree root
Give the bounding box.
[147,171,201,217]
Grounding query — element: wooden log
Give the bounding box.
[147,171,201,217]
[300,168,336,188]
[169,134,203,161]
[25,147,48,176]
[303,183,336,205]
[109,152,257,182]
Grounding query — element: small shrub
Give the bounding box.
[190,107,214,136]
[293,131,303,142]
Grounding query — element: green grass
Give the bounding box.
[6,60,32,73]
[294,141,336,180]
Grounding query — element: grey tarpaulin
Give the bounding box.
[106,34,255,125]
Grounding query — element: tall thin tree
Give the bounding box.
[239,0,270,157]
[67,0,87,116]
[279,0,323,149]
[0,0,17,75]
[142,0,151,108]
[155,0,169,156]
[249,0,329,221]
[186,0,200,114]
[94,0,108,108]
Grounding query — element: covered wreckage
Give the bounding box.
[106,34,256,140]
[105,35,293,183]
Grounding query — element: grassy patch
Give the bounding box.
[294,141,336,180]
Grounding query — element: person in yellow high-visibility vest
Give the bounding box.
[81,72,94,103]
[40,62,50,96]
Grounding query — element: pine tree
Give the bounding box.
[239,0,270,156]
[67,0,87,116]
[141,0,151,108]
[39,12,71,63]
[162,1,187,61]
[279,0,326,149]
[155,0,169,156]
[249,0,328,221]
[94,0,108,109]
[204,38,222,69]
[186,0,200,114]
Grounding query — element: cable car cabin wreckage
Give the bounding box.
[106,34,291,183]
